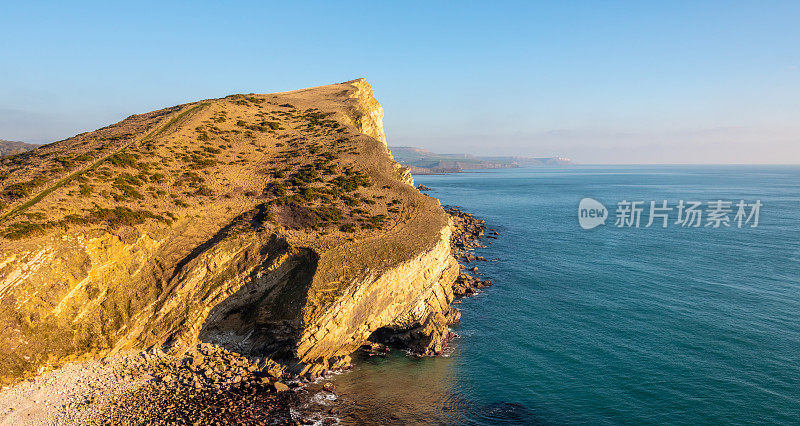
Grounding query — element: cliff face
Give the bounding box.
[0,79,455,385]
[345,79,387,146]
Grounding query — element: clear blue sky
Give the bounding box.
[2,1,799,163]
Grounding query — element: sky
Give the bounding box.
[2,1,799,164]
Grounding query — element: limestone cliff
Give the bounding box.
[0,79,455,385]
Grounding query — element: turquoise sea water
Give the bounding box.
[329,165,800,425]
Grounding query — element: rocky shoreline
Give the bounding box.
[84,345,300,425]
[446,206,497,297]
[0,203,495,426]
[0,344,303,425]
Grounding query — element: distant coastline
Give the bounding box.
[390,146,572,174]
[0,139,39,157]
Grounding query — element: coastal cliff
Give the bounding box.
[0,79,456,386]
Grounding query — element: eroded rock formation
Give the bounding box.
[0,79,456,385]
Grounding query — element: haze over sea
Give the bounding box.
[330,165,800,425]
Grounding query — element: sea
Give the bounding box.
[323,165,800,425]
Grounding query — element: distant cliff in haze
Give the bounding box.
[389,146,573,174]
[0,140,39,157]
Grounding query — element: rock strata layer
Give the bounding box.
[0,204,497,425]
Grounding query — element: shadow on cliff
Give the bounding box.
[196,243,319,364]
